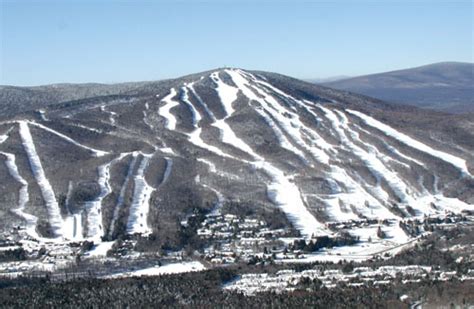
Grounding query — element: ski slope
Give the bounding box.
[18,121,65,238]
[127,154,155,235]
[347,109,472,178]
[158,89,180,131]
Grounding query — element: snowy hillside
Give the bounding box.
[0,68,473,267]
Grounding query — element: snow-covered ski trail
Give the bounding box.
[127,153,155,235]
[205,70,329,237]
[84,153,127,242]
[108,153,139,238]
[0,151,39,238]
[26,120,109,157]
[346,109,472,178]
[18,121,65,238]
[158,89,180,131]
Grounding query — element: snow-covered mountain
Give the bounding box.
[321,62,474,113]
[0,68,473,251]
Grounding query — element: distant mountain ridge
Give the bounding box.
[305,76,351,83]
[321,62,474,113]
[0,81,158,117]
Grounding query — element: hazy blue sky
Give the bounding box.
[1,0,472,85]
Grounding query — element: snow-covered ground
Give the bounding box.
[277,237,417,264]
[104,261,206,278]
[84,241,116,258]
[224,264,446,295]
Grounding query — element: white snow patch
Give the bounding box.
[160,147,176,155]
[106,261,206,278]
[38,109,48,121]
[85,241,115,258]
